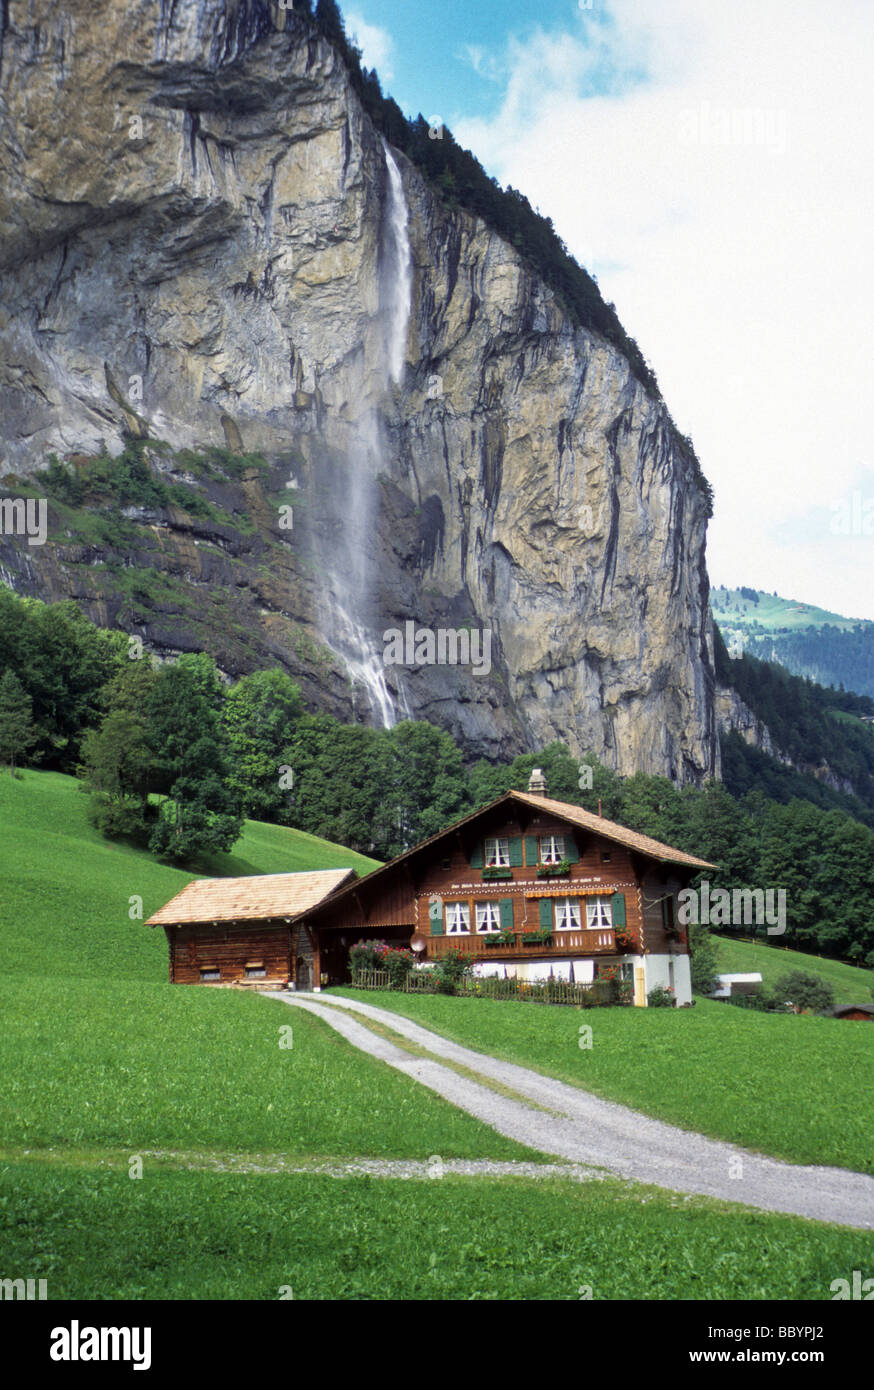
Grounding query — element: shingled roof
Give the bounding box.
[509,792,717,870]
[146,868,357,927]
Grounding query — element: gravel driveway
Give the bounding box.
[278,991,874,1230]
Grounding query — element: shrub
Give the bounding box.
[689,924,719,995]
[772,970,835,1014]
[647,986,675,1008]
[434,948,472,995]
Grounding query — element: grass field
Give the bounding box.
[333,990,874,1174]
[712,933,874,1006]
[0,770,379,982]
[3,1159,869,1301]
[2,770,872,1299]
[0,974,538,1162]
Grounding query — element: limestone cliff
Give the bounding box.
[0,0,720,778]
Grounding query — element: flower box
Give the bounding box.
[484,931,516,947]
[482,866,513,881]
[535,860,571,879]
[522,930,554,947]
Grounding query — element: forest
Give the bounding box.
[2,583,873,968]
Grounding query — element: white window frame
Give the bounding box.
[475,901,501,934]
[446,901,471,935]
[554,897,582,930]
[539,834,565,864]
[485,836,510,867]
[586,895,613,929]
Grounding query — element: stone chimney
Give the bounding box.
[527,767,548,796]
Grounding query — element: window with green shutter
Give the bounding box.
[469,842,483,869]
[564,837,580,864]
[499,898,514,929]
[509,836,524,867]
[539,898,554,930]
[611,892,626,927]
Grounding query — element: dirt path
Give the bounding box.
[278,992,874,1230]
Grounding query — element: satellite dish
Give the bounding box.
[410,933,427,953]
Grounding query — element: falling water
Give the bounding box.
[384,145,413,386]
[316,140,413,728]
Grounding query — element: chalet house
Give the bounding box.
[147,772,716,1006]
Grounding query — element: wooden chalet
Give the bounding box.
[148,771,716,1005]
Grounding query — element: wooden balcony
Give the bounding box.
[428,928,616,961]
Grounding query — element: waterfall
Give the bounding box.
[384,145,413,386]
[314,141,413,729]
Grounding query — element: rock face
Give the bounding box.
[0,0,720,778]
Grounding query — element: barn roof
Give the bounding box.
[146,868,357,927]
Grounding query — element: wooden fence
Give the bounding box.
[349,969,621,1007]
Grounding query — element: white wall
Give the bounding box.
[644,953,691,1006]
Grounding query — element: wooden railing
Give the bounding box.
[427,928,615,959]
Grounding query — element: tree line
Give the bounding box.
[1,583,873,967]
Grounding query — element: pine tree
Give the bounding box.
[0,669,38,776]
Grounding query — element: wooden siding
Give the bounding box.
[640,871,688,955]
[417,813,645,958]
[168,920,292,988]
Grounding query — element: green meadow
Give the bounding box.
[1,770,872,1299]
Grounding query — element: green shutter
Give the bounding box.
[509,836,524,867]
[539,898,553,930]
[499,898,514,929]
[662,894,675,931]
[564,836,580,864]
[469,842,483,869]
[611,892,626,928]
[429,897,444,936]
[524,835,539,866]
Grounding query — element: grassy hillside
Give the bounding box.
[712,585,874,698]
[0,770,380,982]
[712,933,874,1006]
[711,586,862,634]
[2,769,872,1298]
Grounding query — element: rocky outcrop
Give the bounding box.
[0,0,720,778]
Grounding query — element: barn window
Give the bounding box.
[539,834,565,864]
[555,897,582,930]
[484,837,510,867]
[475,901,501,934]
[200,968,221,982]
[601,851,612,863]
[446,901,471,934]
[245,964,267,979]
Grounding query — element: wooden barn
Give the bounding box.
[148,771,716,1005]
[146,869,355,991]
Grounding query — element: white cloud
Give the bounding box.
[345,10,394,82]
[454,0,874,619]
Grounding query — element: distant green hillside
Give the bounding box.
[711,934,873,1008]
[0,770,380,982]
[712,585,874,697]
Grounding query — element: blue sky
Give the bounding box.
[342,1,874,621]
[344,1,644,125]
